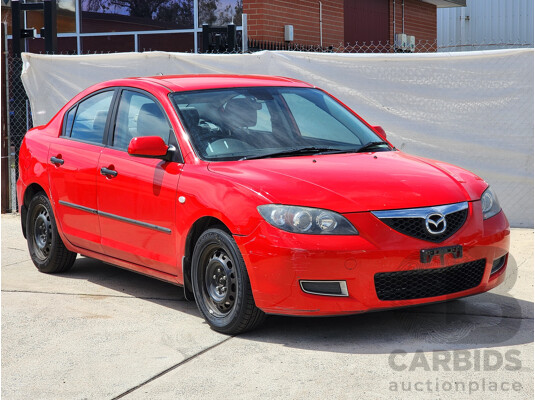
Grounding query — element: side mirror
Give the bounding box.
[128,136,170,159]
[372,125,387,140]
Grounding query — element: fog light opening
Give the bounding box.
[491,254,507,275]
[300,280,348,297]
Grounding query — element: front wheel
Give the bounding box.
[191,228,265,334]
[26,193,77,273]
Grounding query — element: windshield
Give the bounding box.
[171,87,389,161]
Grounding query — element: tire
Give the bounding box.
[191,228,265,334]
[26,193,77,273]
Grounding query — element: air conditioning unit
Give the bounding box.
[407,35,415,52]
[394,33,407,51]
[284,25,294,42]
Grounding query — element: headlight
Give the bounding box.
[481,186,501,220]
[257,205,358,235]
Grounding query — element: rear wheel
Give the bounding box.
[191,228,265,334]
[26,193,77,273]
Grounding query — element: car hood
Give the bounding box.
[207,151,487,213]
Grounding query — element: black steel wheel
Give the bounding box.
[191,228,265,334]
[26,193,77,273]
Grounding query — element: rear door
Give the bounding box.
[48,89,116,252]
[97,88,182,275]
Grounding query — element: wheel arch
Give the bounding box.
[182,216,231,299]
[20,183,48,239]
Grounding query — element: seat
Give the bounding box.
[92,110,108,133]
[223,98,261,135]
[84,110,108,143]
[181,107,200,130]
[180,107,219,155]
[137,103,169,142]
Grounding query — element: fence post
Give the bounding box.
[43,0,58,54]
[241,14,248,53]
[201,24,209,53]
[227,24,236,51]
[1,23,10,213]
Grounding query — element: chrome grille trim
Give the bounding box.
[371,201,468,219]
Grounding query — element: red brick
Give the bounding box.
[245,0,436,48]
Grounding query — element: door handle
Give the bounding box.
[50,156,64,165]
[100,167,118,178]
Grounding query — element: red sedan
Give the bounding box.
[17,75,510,334]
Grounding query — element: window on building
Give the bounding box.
[80,0,195,33]
[199,0,242,26]
[2,0,76,34]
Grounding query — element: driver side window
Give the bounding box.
[112,90,170,150]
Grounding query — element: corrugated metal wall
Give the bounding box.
[437,0,534,51]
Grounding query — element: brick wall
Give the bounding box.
[388,0,437,44]
[244,0,436,48]
[244,0,344,46]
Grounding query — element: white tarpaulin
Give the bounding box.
[21,49,534,227]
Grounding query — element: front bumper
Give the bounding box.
[234,201,510,316]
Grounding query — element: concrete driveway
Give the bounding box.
[2,213,533,399]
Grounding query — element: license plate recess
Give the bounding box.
[420,245,463,263]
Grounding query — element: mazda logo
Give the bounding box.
[425,213,447,235]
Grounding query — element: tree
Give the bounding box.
[157,0,194,28]
[108,0,168,18]
[82,0,111,12]
[234,0,242,26]
[82,0,194,28]
[217,4,233,25]
[199,0,218,25]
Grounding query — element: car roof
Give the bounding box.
[101,74,314,92]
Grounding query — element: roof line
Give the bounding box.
[134,77,174,91]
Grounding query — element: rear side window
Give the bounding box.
[70,91,114,144]
[63,107,76,137]
[112,90,170,150]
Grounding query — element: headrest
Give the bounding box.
[93,110,108,132]
[137,103,168,138]
[180,107,200,129]
[224,98,261,128]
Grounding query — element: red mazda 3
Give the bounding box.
[17,75,510,334]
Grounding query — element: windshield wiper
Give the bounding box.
[240,147,350,161]
[355,141,389,153]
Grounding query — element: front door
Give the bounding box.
[97,89,182,275]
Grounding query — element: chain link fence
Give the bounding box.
[6,56,31,212]
[247,38,533,53]
[4,38,533,214]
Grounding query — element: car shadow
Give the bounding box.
[55,256,201,319]
[239,293,534,354]
[60,256,533,355]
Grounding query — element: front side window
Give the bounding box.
[70,90,114,144]
[171,87,387,161]
[112,90,170,149]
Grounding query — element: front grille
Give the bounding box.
[374,259,486,301]
[379,208,468,242]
